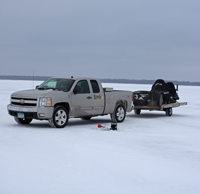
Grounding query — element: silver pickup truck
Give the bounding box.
[7,77,133,128]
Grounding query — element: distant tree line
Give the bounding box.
[0,75,199,86]
[0,75,51,81]
[100,78,200,86]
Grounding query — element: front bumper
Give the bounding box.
[7,104,54,119]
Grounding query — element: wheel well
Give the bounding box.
[116,100,127,110]
[54,103,70,112]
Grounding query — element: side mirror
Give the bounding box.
[35,85,39,89]
[73,86,83,94]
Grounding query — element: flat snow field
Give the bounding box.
[0,80,200,194]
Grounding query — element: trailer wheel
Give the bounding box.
[134,109,141,115]
[165,108,172,116]
[49,106,69,128]
[14,117,32,124]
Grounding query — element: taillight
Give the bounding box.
[132,94,134,101]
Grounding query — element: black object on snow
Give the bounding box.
[110,122,117,130]
[133,79,179,106]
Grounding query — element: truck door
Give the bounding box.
[71,80,93,117]
[90,80,104,115]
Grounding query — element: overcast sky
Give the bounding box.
[0,0,200,81]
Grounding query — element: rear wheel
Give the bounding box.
[134,109,141,115]
[114,104,126,123]
[165,108,173,116]
[49,106,69,128]
[14,117,32,124]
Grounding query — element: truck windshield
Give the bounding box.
[38,78,75,92]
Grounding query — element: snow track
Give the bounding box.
[0,80,200,194]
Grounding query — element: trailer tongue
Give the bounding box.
[161,102,187,109]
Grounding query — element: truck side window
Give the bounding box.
[76,80,90,93]
[90,80,100,93]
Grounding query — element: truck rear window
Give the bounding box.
[90,80,100,93]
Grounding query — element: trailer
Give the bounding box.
[134,101,187,116]
[133,79,187,116]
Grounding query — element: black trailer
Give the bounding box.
[133,79,187,116]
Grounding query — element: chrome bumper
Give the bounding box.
[7,104,54,119]
[7,104,38,112]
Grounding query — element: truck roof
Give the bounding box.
[51,77,100,81]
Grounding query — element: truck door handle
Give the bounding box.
[87,96,92,99]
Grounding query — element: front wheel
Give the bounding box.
[14,117,32,124]
[113,104,126,123]
[49,106,69,128]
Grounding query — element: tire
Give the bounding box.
[81,116,92,120]
[49,106,69,128]
[134,109,141,115]
[14,116,32,124]
[165,108,173,116]
[114,104,126,123]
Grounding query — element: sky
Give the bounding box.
[0,0,200,81]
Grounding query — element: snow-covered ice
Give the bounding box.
[0,80,200,194]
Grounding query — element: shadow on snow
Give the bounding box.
[7,118,112,129]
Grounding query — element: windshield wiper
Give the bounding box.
[37,87,45,90]
[47,87,61,91]
[37,87,61,91]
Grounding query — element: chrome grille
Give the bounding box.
[11,97,38,107]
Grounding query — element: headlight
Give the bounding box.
[39,98,52,107]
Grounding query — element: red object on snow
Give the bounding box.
[98,124,106,128]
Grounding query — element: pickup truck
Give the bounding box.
[7,77,133,128]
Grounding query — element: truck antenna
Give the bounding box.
[33,69,35,89]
